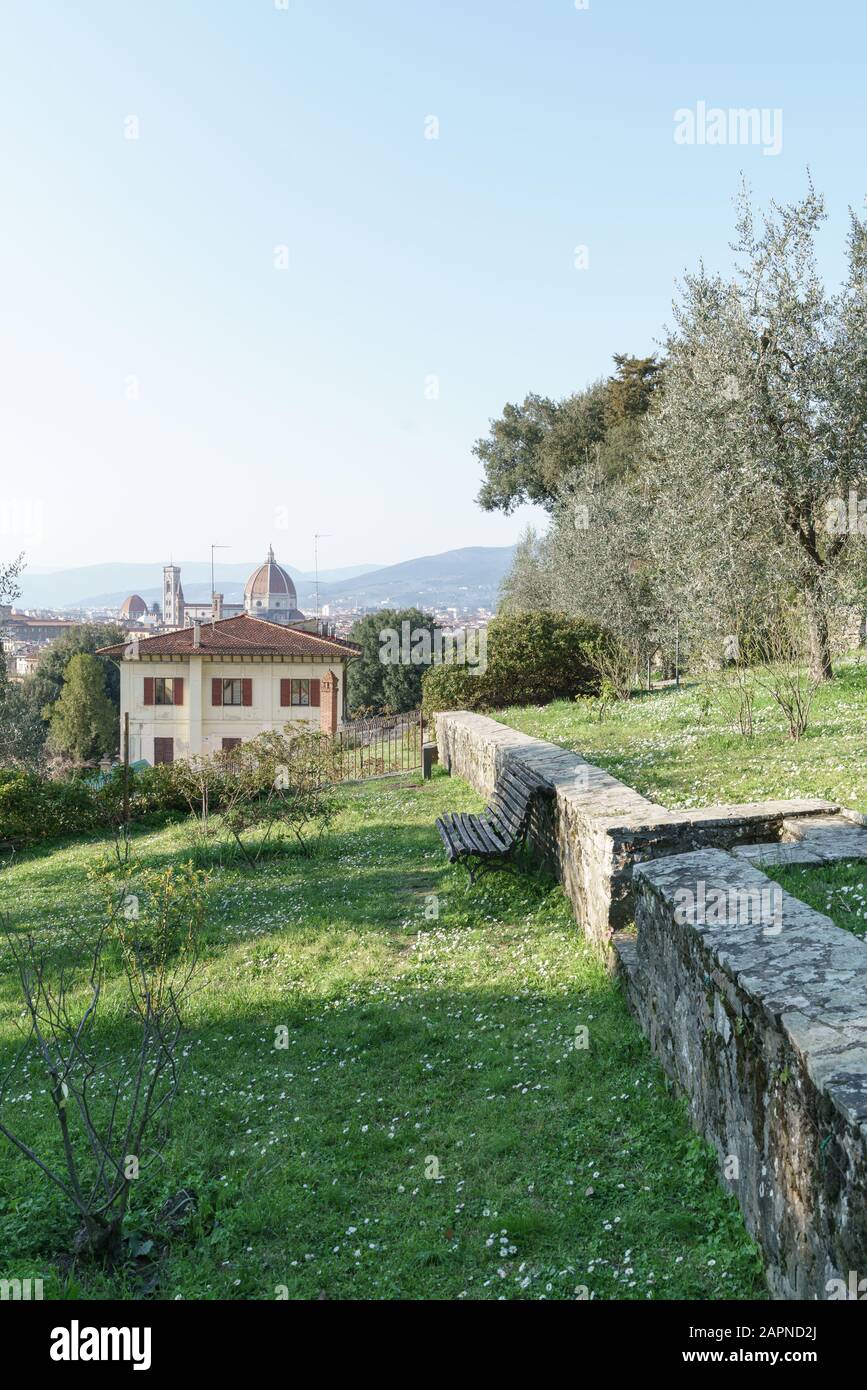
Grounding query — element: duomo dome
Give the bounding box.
[243,546,305,623]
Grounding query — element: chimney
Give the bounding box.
[319,669,339,735]
[192,621,201,648]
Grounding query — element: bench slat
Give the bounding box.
[436,763,550,881]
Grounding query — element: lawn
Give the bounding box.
[496,653,867,813]
[767,862,867,942]
[0,772,764,1301]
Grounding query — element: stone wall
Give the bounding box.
[436,710,835,950]
[621,849,867,1300]
[435,709,867,1298]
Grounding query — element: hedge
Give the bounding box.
[422,611,604,730]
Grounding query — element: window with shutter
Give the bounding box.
[280,678,291,706]
[173,677,184,705]
[242,678,253,707]
[143,676,154,706]
[212,678,223,706]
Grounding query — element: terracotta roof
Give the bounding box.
[98,614,360,660]
[120,594,148,617]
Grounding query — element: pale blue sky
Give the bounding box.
[1,0,864,572]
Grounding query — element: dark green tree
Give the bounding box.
[27,623,124,725]
[347,608,442,714]
[46,653,118,762]
[474,355,662,514]
[0,682,48,769]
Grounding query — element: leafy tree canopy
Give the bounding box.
[347,608,442,714]
[46,652,118,763]
[27,623,124,720]
[474,355,662,514]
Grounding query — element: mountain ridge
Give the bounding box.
[14,546,516,612]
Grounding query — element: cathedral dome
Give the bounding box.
[244,547,305,622]
[120,594,148,618]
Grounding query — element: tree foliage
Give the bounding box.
[474,355,662,514]
[493,182,867,692]
[46,653,118,763]
[648,179,867,681]
[347,608,442,714]
[422,610,602,724]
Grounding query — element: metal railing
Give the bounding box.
[328,710,424,781]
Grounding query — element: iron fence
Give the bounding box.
[328,709,424,782]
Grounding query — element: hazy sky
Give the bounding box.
[1,0,865,572]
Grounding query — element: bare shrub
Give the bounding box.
[0,851,206,1263]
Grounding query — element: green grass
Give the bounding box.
[496,653,867,813]
[0,772,764,1301]
[767,862,867,941]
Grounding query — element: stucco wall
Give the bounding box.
[120,657,345,762]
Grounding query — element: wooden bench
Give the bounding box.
[435,762,549,882]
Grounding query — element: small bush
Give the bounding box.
[422,611,603,728]
[0,763,190,851]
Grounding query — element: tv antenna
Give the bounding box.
[210,544,230,626]
[314,533,331,620]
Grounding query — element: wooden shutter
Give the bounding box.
[143,676,154,706]
[310,678,320,707]
[173,677,184,706]
[154,737,174,765]
[211,678,222,706]
[280,678,291,707]
[242,678,253,707]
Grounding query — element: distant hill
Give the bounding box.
[322,546,516,608]
[15,547,516,613]
[15,561,382,611]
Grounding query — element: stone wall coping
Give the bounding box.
[437,711,839,835]
[634,848,867,1133]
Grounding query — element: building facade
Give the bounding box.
[101,614,359,765]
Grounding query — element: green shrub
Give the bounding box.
[422,611,603,729]
[0,763,190,850]
[0,767,100,848]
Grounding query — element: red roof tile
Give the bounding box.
[98,614,361,660]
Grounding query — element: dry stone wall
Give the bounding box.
[623,850,867,1300]
[436,710,834,950]
[435,709,867,1297]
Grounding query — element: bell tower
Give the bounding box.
[163,564,184,629]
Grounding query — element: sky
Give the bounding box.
[1,0,865,574]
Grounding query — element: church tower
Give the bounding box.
[163,564,185,629]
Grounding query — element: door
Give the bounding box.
[153,737,174,765]
[222,737,242,751]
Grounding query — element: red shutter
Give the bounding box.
[212,678,222,706]
[242,678,253,707]
[310,678,320,708]
[173,677,184,706]
[143,676,154,706]
[280,678,291,707]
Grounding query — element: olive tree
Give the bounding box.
[649,180,867,681]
